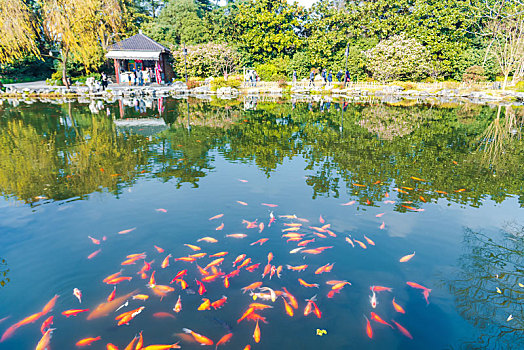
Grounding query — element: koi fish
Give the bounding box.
[455,188,466,192]
[209,214,224,221]
[174,257,196,262]
[175,279,188,289]
[156,208,168,213]
[36,328,54,350]
[376,213,385,218]
[237,201,248,206]
[118,228,136,234]
[246,263,260,272]
[215,333,233,349]
[379,222,385,229]
[73,288,82,303]
[331,281,351,290]
[250,238,269,246]
[211,296,228,310]
[261,203,278,207]
[353,183,366,187]
[226,234,247,239]
[406,282,430,291]
[341,200,356,206]
[196,280,207,295]
[87,290,137,320]
[298,279,319,288]
[268,211,276,226]
[184,244,201,251]
[238,258,252,269]
[209,252,228,257]
[153,312,176,318]
[365,316,373,338]
[345,237,355,247]
[253,320,261,343]
[370,286,392,292]
[198,237,218,243]
[215,223,225,231]
[40,316,53,334]
[354,239,367,249]
[233,254,246,266]
[88,236,100,245]
[392,320,413,339]
[363,235,375,246]
[289,247,304,254]
[259,223,265,233]
[238,179,248,182]
[282,287,298,309]
[154,245,165,253]
[87,249,101,259]
[287,264,308,272]
[241,282,263,293]
[161,254,172,268]
[132,294,149,301]
[182,328,214,345]
[76,336,101,347]
[400,252,416,262]
[383,200,395,204]
[107,287,116,302]
[435,190,448,194]
[369,291,377,308]
[189,253,207,259]
[298,238,315,247]
[303,295,315,316]
[204,258,224,270]
[62,309,89,317]
[202,274,220,283]
[370,312,393,328]
[315,263,334,275]
[237,307,255,323]
[392,298,405,313]
[106,343,119,350]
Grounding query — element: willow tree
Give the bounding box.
[0,0,124,88]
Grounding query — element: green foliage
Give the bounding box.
[172,42,242,78]
[462,65,487,83]
[254,57,291,81]
[210,76,241,91]
[0,56,54,82]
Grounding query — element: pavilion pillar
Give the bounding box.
[114,59,120,84]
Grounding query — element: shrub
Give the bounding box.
[211,76,242,91]
[172,43,242,79]
[462,65,487,83]
[364,35,432,82]
[254,57,291,81]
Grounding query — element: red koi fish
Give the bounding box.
[211,296,227,310]
[246,263,260,272]
[76,336,101,347]
[370,286,392,292]
[365,316,373,338]
[87,249,101,259]
[250,238,268,246]
[370,312,393,328]
[107,287,116,302]
[392,298,405,314]
[40,316,53,334]
[216,333,233,349]
[195,280,207,295]
[392,320,413,339]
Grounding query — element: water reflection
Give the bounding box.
[446,224,524,349]
[0,98,522,208]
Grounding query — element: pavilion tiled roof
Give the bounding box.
[108,33,170,52]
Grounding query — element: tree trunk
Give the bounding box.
[62,48,70,90]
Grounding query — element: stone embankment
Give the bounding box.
[2,81,523,105]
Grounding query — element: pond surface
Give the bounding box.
[0,98,523,349]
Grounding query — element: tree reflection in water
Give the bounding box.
[447,224,524,349]
[0,258,8,288]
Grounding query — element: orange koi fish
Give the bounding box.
[249,303,273,310]
[298,279,319,288]
[40,315,53,334]
[41,294,59,315]
[153,312,176,318]
[141,343,181,350]
[267,252,274,264]
[155,208,167,213]
[196,264,210,277]
[237,201,248,206]
[173,295,182,313]
[353,183,366,187]
[261,203,278,207]
[331,281,351,290]
[315,263,334,275]
[175,279,188,290]
[370,286,392,292]
[223,276,230,288]
[411,176,426,182]
[399,252,415,262]
[246,263,260,272]
[215,223,225,231]
[455,188,466,192]
[282,227,301,232]
[435,190,448,194]
[182,328,214,345]
[363,235,375,246]
[282,287,298,309]
[204,258,224,270]
[174,257,196,262]
[62,309,89,317]
[250,238,269,246]
[196,280,207,295]
[379,222,385,230]
[298,238,315,247]
[184,244,201,251]
[233,254,246,266]
[209,252,228,257]
[154,245,165,253]
[262,264,271,278]
[36,328,54,350]
[365,316,373,338]
[237,307,255,323]
[202,274,219,283]
[209,214,224,220]
[87,290,137,320]
[253,320,261,343]
[354,239,367,249]
[87,249,102,259]
[211,296,228,310]
[392,298,405,314]
[258,222,265,233]
[149,271,156,286]
[406,282,430,291]
[370,312,393,328]
[241,282,263,293]
[88,236,100,245]
[106,287,116,303]
[189,253,207,259]
[132,294,149,301]
[238,258,252,269]
[282,298,294,317]
[341,200,356,206]
[104,271,122,284]
[197,237,218,243]
[136,331,144,349]
[226,233,247,239]
[76,336,101,347]
[243,220,258,229]
[161,254,172,269]
[419,196,427,202]
[303,296,314,316]
[106,343,119,350]
[116,307,144,326]
[215,333,233,349]
[392,320,413,339]
[118,228,136,234]
[151,285,174,300]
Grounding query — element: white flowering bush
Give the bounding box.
[172,43,242,79]
[364,35,432,82]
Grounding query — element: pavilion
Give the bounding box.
[106,32,174,85]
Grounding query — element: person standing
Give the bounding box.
[101,72,108,90]
[345,70,350,87]
[321,68,327,84]
[327,70,333,86]
[292,70,297,85]
[336,70,343,82]
[309,69,315,87]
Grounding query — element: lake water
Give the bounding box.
[0,97,522,349]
